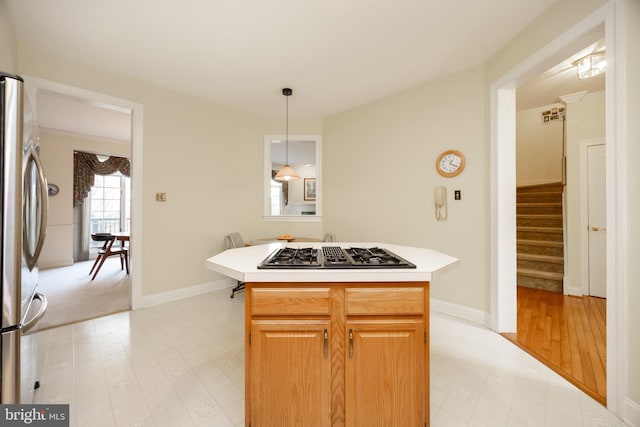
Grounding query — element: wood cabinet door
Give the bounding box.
[250,319,331,427]
[345,319,426,427]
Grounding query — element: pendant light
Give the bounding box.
[274,88,300,181]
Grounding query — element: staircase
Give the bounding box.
[516,183,564,293]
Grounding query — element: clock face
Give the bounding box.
[436,150,465,177]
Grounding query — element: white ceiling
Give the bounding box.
[517,36,606,111]
[36,91,132,142]
[6,0,604,141]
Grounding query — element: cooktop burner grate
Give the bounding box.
[268,247,320,267]
[258,246,416,269]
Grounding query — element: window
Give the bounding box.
[90,172,130,239]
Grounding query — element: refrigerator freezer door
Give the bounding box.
[0,329,20,404]
[1,73,47,404]
[20,293,46,404]
[1,73,24,330]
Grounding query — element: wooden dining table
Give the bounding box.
[248,236,321,245]
[89,232,130,280]
[112,231,130,243]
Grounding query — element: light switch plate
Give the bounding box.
[155,192,167,202]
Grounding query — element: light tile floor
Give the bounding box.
[32,288,625,427]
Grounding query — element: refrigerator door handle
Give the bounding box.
[21,292,48,334]
[23,146,48,271]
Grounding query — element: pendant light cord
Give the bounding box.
[285,93,289,165]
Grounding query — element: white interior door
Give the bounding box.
[587,143,606,298]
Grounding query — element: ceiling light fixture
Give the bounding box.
[274,88,300,181]
[576,51,606,79]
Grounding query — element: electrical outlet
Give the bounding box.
[155,192,167,202]
[454,190,461,200]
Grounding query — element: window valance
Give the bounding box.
[73,151,130,207]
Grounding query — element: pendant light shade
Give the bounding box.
[274,88,300,182]
[274,164,299,181]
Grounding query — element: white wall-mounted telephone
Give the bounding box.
[435,186,447,221]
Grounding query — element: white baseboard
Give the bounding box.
[141,278,235,308]
[625,398,640,427]
[39,258,74,270]
[565,286,583,296]
[430,297,487,326]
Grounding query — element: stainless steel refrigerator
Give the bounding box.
[1,72,48,404]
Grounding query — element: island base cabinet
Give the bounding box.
[345,319,426,427]
[250,320,332,427]
[246,282,429,427]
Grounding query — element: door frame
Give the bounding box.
[23,75,144,310]
[490,1,626,416]
[580,138,606,297]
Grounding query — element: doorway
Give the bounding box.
[491,2,626,416]
[25,75,144,319]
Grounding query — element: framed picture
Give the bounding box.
[304,178,316,201]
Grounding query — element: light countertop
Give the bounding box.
[205,242,459,283]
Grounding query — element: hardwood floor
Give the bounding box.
[502,286,607,405]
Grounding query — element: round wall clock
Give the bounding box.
[436,149,465,178]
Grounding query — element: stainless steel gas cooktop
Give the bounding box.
[257,246,416,269]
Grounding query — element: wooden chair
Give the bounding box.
[89,233,129,280]
[224,232,246,298]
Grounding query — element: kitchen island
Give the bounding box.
[206,242,458,427]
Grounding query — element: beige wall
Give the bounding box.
[0,1,17,73]
[324,65,487,312]
[37,130,131,268]
[516,104,564,186]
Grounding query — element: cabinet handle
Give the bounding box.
[349,329,353,358]
[324,329,328,358]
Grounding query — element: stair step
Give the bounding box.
[517,226,563,234]
[517,239,564,257]
[517,193,562,203]
[518,253,564,264]
[517,203,562,215]
[518,214,563,220]
[517,227,564,242]
[517,268,563,280]
[517,271,563,293]
[518,254,564,274]
[517,183,563,194]
[517,214,563,227]
[516,202,562,208]
[517,239,563,248]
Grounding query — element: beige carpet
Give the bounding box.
[33,258,131,332]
